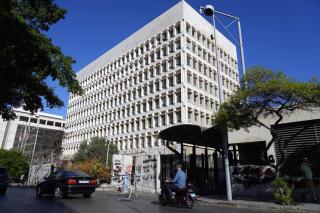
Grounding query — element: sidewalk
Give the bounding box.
[97,185,320,213]
[197,195,320,213]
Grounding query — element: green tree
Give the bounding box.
[214,66,320,172]
[0,0,83,120]
[0,149,29,177]
[73,137,118,166]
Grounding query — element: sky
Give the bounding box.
[43,0,320,117]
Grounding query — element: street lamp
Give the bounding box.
[200,5,246,78]
[27,114,40,186]
[199,4,246,201]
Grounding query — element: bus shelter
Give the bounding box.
[159,124,231,196]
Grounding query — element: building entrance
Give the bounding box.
[159,124,227,195]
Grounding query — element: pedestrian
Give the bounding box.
[300,157,318,202]
[20,173,25,187]
[122,172,129,193]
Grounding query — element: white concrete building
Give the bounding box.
[0,108,65,151]
[63,1,240,156]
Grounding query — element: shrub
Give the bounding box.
[0,149,29,177]
[273,177,293,205]
[67,159,111,181]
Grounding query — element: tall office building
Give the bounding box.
[62,1,239,156]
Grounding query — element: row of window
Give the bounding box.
[67,89,182,130]
[185,21,237,68]
[67,69,182,120]
[186,51,239,84]
[187,108,213,126]
[63,132,165,153]
[68,54,182,115]
[81,53,181,97]
[65,108,182,142]
[71,21,182,99]
[81,39,182,94]
[19,116,64,128]
[187,88,219,111]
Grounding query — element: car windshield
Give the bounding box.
[64,171,90,178]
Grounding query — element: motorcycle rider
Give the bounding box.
[165,163,186,201]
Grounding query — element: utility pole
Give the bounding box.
[199,4,246,201]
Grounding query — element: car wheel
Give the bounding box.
[54,187,63,199]
[36,186,42,197]
[83,193,91,198]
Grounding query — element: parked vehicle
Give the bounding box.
[159,183,196,209]
[36,170,97,199]
[0,168,9,195]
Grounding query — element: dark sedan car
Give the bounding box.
[36,170,96,199]
[0,168,9,195]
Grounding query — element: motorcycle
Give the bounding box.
[159,182,196,209]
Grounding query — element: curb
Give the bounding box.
[197,198,319,213]
[96,188,319,213]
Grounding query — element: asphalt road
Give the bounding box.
[0,187,266,213]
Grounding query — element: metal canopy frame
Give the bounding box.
[159,124,224,150]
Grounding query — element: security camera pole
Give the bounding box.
[200,4,246,201]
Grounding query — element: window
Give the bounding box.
[156,49,161,59]
[187,39,191,50]
[168,112,173,124]
[162,62,167,72]
[161,96,166,107]
[156,65,160,75]
[176,72,181,84]
[169,75,174,86]
[155,97,160,108]
[155,81,160,91]
[154,116,159,127]
[169,42,174,53]
[168,58,174,69]
[149,83,154,94]
[176,111,181,123]
[176,90,181,103]
[175,55,181,66]
[169,27,174,37]
[168,93,174,105]
[162,46,167,57]
[148,99,153,110]
[187,55,191,66]
[175,22,181,33]
[30,118,37,123]
[175,38,181,49]
[19,116,28,122]
[188,110,192,120]
[40,119,46,125]
[162,31,167,41]
[161,78,166,89]
[161,114,166,125]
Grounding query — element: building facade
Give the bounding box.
[0,108,65,164]
[63,1,239,156]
